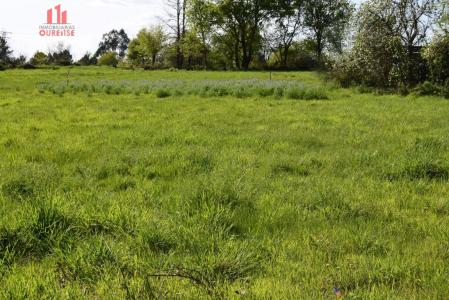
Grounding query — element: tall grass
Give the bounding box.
[38,79,329,100]
[1,68,449,298]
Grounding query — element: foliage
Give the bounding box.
[424,34,449,83]
[0,35,13,67]
[97,52,119,67]
[77,53,97,66]
[332,0,436,88]
[30,51,48,66]
[47,43,73,66]
[268,40,320,70]
[215,0,272,70]
[187,0,215,68]
[303,0,354,59]
[128,26,167,68]
[9,55,27,68]
[95,29,130,59]
[413,81,441,96]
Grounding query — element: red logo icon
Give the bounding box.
[47,4,68,24]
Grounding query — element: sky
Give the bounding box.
[0,0,166,59]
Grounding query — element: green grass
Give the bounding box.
[0,67,449,298]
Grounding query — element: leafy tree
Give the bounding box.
[216,0,273,70]
[128,26,167,67]
[77,52,97,66]
[334,0,437,88]
[97,51,118,67]
[166,0,188,68]
[424,34,449,83]
[48,42,73,66]
[303,0,353,59]
[182,30,204,68]
[187,0,215,68]
[10,55,27,68]
[0,35,13,67]
[268,39,319,70]
[30,51,48,66]
[95,29,130,59]
[269,0,304,68]
[437,0,449,33]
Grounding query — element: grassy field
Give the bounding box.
[1,67,449,299]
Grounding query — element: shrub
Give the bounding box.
[30,51,48,66]
[413,81,440,96]
[155,89,171,98]
[97,52,118,67]
[257,87,274,97]
[424,35,449,83]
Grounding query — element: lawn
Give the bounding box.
[1,67,449,299]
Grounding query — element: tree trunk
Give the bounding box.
[282,45,290,69]
[234,41,240,70]
[316,31,323,60]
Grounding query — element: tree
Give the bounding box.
[187,0,215,68]
[0,34,13,67]
[9,55,27,68]
[30,51,48,66]
[128,26,167,67]
[216,0,273,70]
[437,0,449,33]
[269,0,304,68]
[97,51,118,67]
[268,39,320,70]
[48,42,73,66]
[424,34,449,83]
[394,0,438,84]
[181,30,204,68]
[95,29,130,59]
[303,0,354,59]
[333,0,438,88]
[165,0,188,68]
[78,52,97,66]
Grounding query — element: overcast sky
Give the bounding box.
[1,0,362,60]
[0,0,165,59]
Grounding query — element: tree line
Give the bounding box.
[1,0,449,94]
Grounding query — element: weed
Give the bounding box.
[155,89,171,98]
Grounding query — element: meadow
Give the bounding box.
[1,67,449,299]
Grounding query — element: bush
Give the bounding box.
[22,64,36,70]
[30,51,48,66]
[413,81,441,96]
[97,52,118,67]
[424,35,449,83]
[155,89,171,98]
